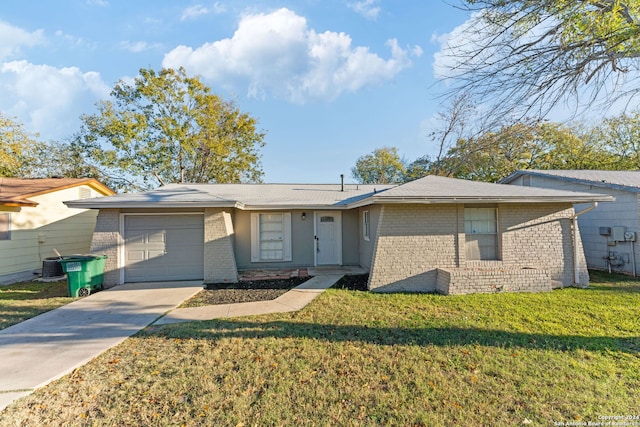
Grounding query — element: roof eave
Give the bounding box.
[367,195,614,204]
[0,200,38,207]
[64,201,241,209]
[19,179,116,199]
[500,170,640,193]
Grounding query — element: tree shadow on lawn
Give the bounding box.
[149,319,640,355]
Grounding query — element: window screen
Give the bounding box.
[259,213,284,260]
[363,211,370,241]
[464,208,498,260]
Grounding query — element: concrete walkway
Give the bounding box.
[154,274,343,325]
[0,281,203,411]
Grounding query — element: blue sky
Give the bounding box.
[0,0,471,183]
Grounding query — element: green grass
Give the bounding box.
[1,271,639,426]
[0,281,75,330]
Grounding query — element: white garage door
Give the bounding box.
[124,215,204,282]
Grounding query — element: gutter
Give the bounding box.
[571,202,598,286]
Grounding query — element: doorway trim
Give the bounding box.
[313,211,342,266]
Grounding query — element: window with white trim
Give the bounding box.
[464,207,498,260]
[0,213,10,240]
[250,213,292,262]
[363,210,370,241]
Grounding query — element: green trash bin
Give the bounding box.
[58,255,107,297]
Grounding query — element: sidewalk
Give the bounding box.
[0,281,203,411]
[154,274,343,325]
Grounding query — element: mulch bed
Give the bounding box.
[181,277,309,307]
[180,273,371,308]
[332,274,369,291]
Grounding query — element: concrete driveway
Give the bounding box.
[0,281,203,411]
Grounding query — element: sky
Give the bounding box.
[0,0,473,184]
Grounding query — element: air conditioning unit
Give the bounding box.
[624,231,636,242]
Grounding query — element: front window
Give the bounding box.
[250,212,292,262]
[465,207,498,260]
[363,211,370,241]
[259,213,284,260]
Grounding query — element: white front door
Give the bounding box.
[315,211,342,265]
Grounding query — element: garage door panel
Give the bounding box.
[147,232,166,243]
[126,233,145,245]
[126,250,145,262]
[124,215,204,282]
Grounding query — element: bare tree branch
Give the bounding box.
[440,0,640,121]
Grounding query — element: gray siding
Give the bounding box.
[234,209,316,270]
[342,210,359,266]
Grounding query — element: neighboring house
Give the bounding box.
[0,178,115,284]
[65,175,611,295]
[501,170,640,276]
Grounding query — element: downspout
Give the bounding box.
[571,202,598,286]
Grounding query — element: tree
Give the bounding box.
[403,155,433,182]
[429,118,621,182]
[351,147,406,184]
[76,67,265,191]
[592,110,640,169]
[0,113,45,177]
[443,1,640,119]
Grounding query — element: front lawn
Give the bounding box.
[0,281,75,330]
[1,271,639,426]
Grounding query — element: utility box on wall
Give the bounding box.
[612,226,626,242]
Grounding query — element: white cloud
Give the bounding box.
[163,8,415,103]
[431,13,482,81]
[348,0,381,20]
[0,21,45,61]
[181,2,226,21]
[0,61,111,140]
[119,40,163,53]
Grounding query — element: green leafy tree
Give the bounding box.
[593,110,640,169]
[437,120,620,182]
[0,113,45,177]
[351,146,406,184]
[445,0,640,119]
[76,67,265,191]
[403,155,433,182]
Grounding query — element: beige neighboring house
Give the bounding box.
[0,178,115,284]
[65,175,611,295]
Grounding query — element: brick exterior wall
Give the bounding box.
[204,208,238,283]
[368,203,588,294]
[436,267,551,295]
[369,205,459,292]
[500,204,588,286]
[89,209,120,287]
